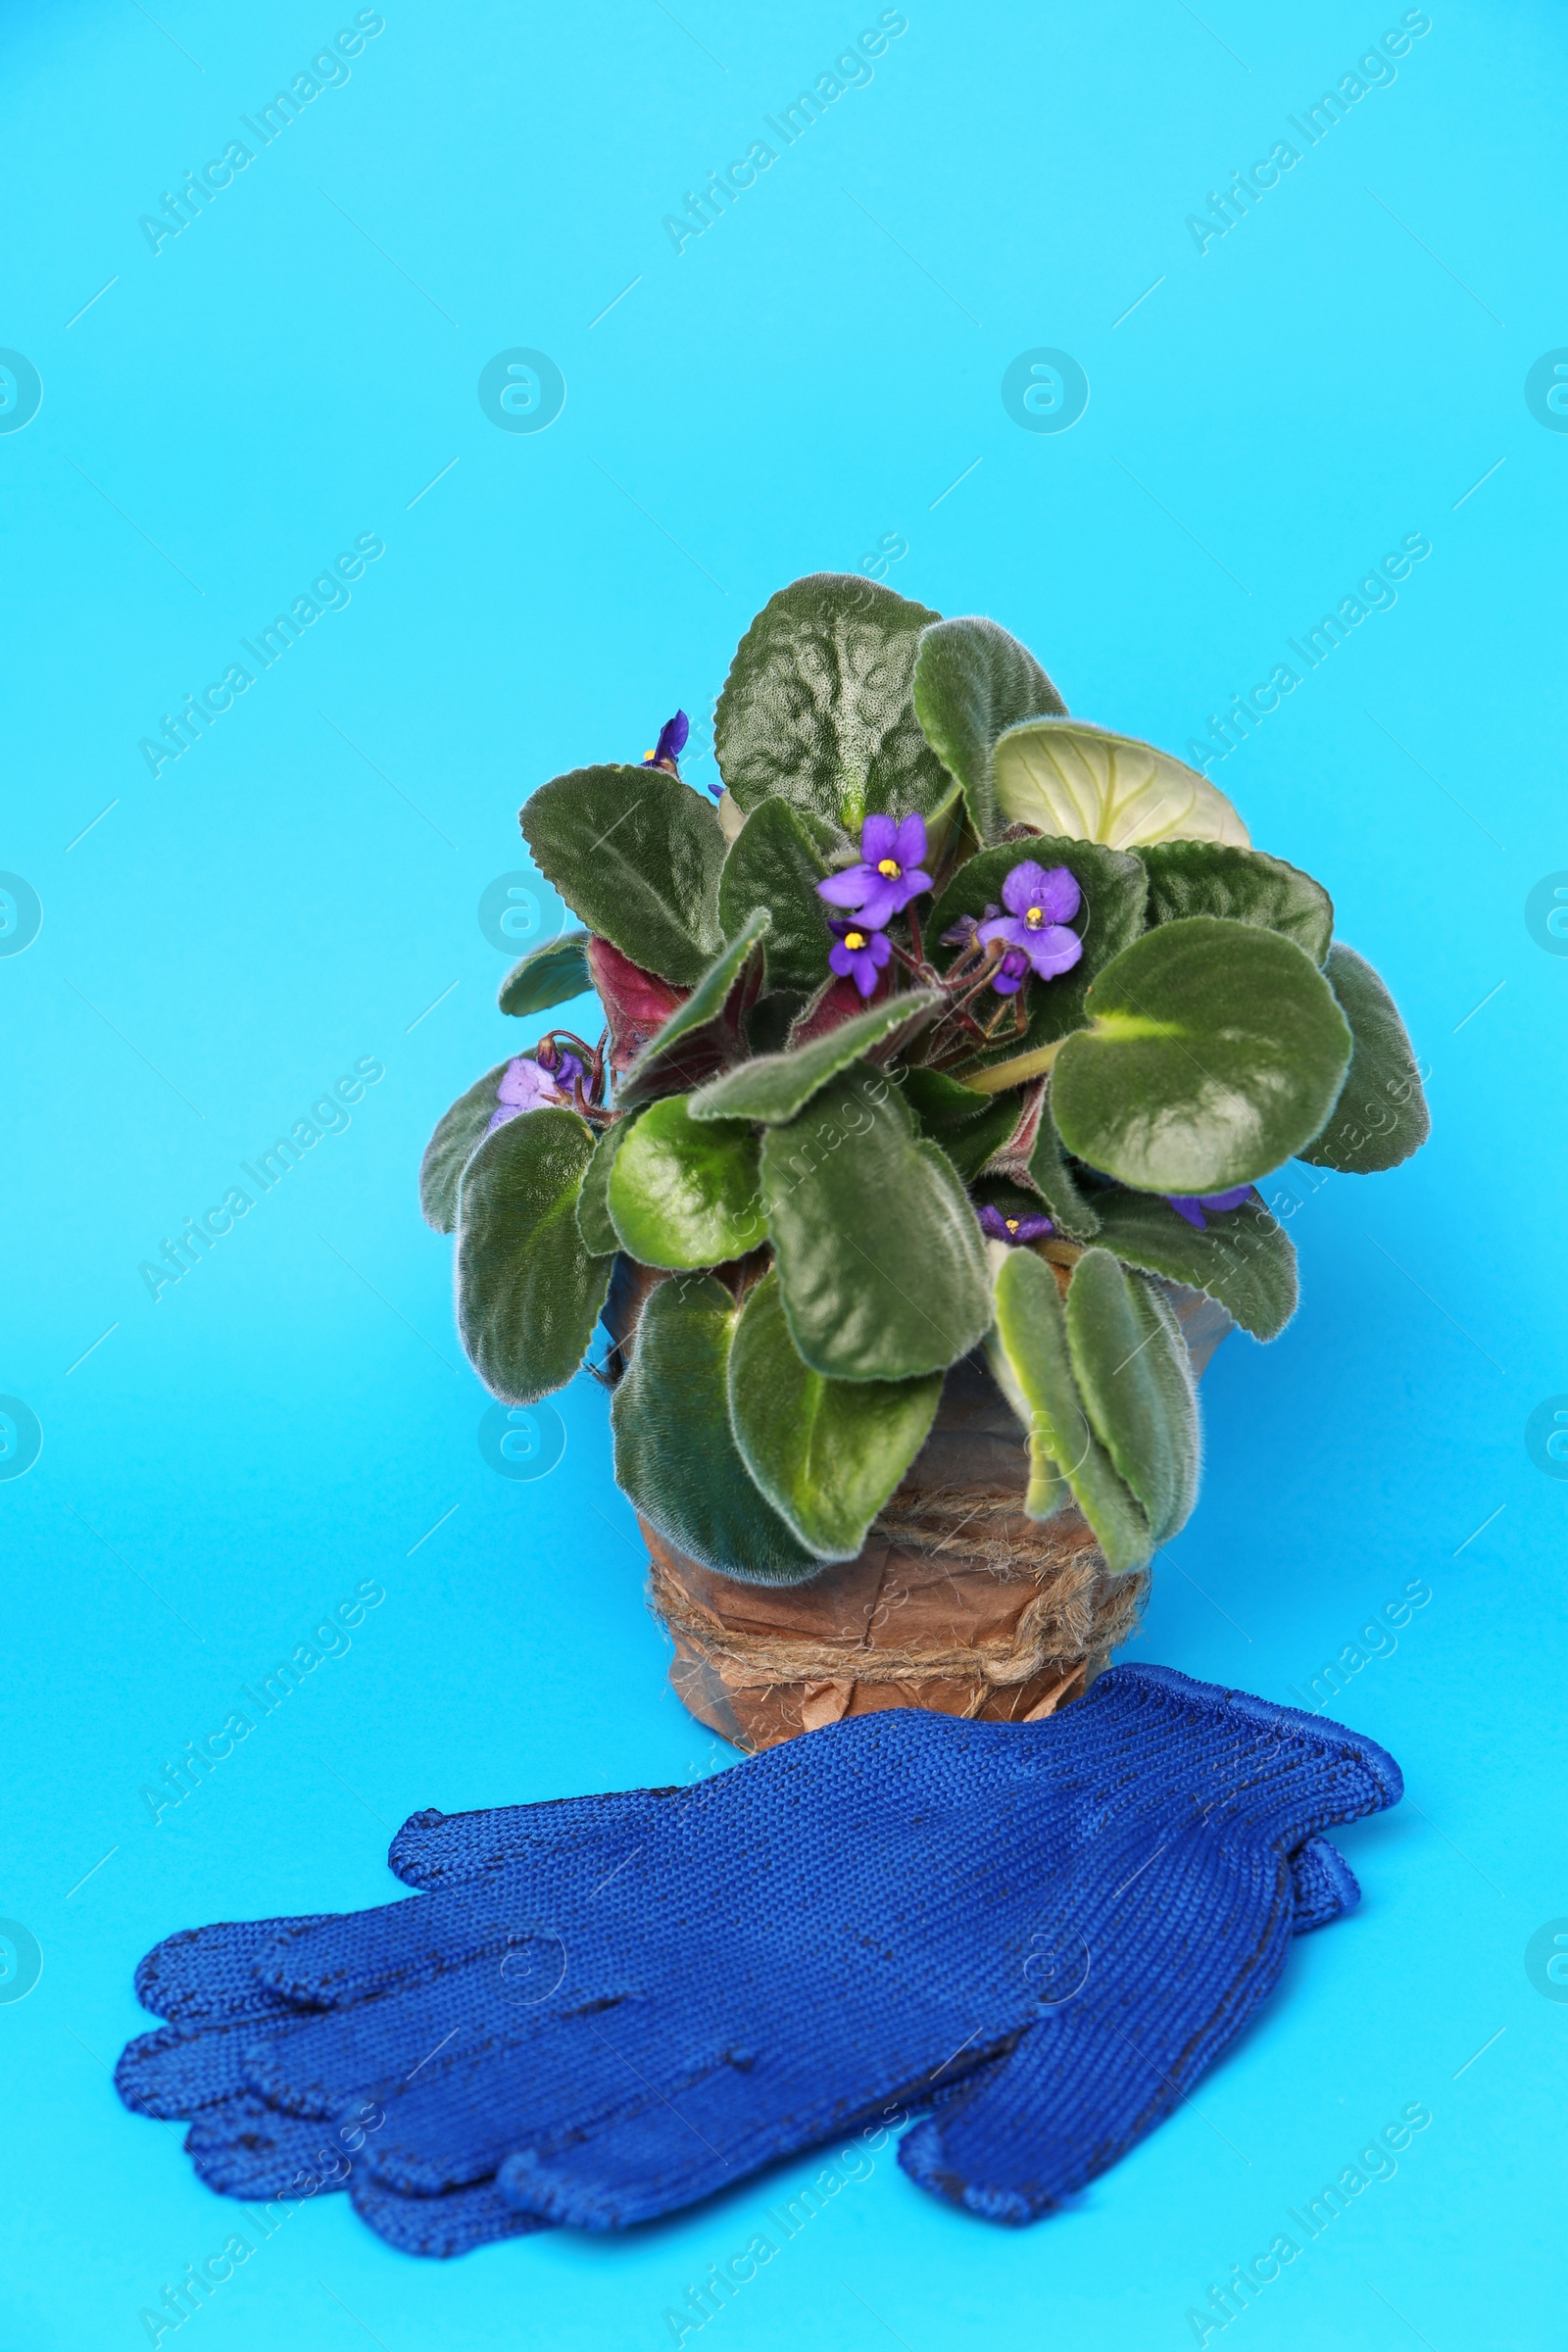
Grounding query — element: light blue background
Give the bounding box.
[4,2,1563,2345]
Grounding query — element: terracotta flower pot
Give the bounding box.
[606,1257,1232,1754]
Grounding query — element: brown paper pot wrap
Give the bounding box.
[608,1257,1233,1753]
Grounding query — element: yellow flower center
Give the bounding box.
[1005,1217,1020,1234]
[876,858,901,877]
[1024,906,1044,928]
[844,930,866,951]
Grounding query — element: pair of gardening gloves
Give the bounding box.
[116,1664,1400,2256]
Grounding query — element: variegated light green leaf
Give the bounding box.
[994,717,1250,850]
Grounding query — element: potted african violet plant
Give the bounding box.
[420,576,1429,1751]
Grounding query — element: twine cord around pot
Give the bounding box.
[648,1488,1148,1690]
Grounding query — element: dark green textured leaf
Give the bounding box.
[456,1107,611,1403]
[987,1246,1151,1569]
[928,835,1148,1080]
[714,574,952,832]
[611,1274,826,1583]
[520,763,724,986]
[1064,1250,1198,1546]
[1027,1086,1102,1240]
[419,1059,510,1234]
[498,930,591,1016]
[896,1065,1021,1183]
[576,1115,632,1255]
[689,990,944,1126]
[616,912,769,1110]
[761,1063,992,1380]
[1137,842,1333,966]
[728,1269,942,1559]
[608,1094,763,1269]
[717,800,843,996]
[1052,916,1352,1191]
[1088,1185,1298,1342]
[911,615,1065,845]
[1298,943,1430,1174]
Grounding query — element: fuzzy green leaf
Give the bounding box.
[993,717,1250,849]
[611,1274,827,1583]
[928,835,1148,1077]
[689,989,945,1127]
[896,1065,1022,1183]
[1052,916,1352,1191]
[498,930,592,1016]
[1064,1249,1198,1545]
[1027,1086,1102,1240]
[1137,842,1333,966]
[1298,944,1430,1174]
[761,1063,992,1380]
[911,614,1065,844]
[714,573,952,832]
[419,1059,511,1234]
[1088,1186,1298,1342]
[455,1107,611,1402]
[717,800,844,996]
[608,1094,763,1269]
[616,912,770,1110]
[728,1269,942,1558]
[987,1246,1151,1569]
[576,1116,632,1255]
[520,763,725,986]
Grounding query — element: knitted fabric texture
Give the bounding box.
[115,1666,1398,2252]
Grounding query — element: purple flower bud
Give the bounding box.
[1164,1187,1252,1230]
[643,710,690,773]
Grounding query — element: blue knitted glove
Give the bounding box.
[118,1777,1355,2258]
[117,1666,1396,2247]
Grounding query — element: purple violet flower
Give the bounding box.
[643,710,690,773]
[977,861,1083,988]
[486,1051,584,1133]
[977,1203,1055,1245]
[1164,1188,1252,1230]
[827,917,892,1000]
[817,812,932,930]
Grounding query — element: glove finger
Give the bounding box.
[133,1915,335,2024]
[236,1953,615,2124]
[900,1833,1294,2223]
[117,2014,319,2121]
[1290,1836,1360,1935]
[376,2037,757,2214]
[350,2169,550,2258]
[263,1835,653,2010]
[134,1799,671,2027]
[389,1787,681,1889]
[184,2095,360,2199]
[361,2004,685,2195]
